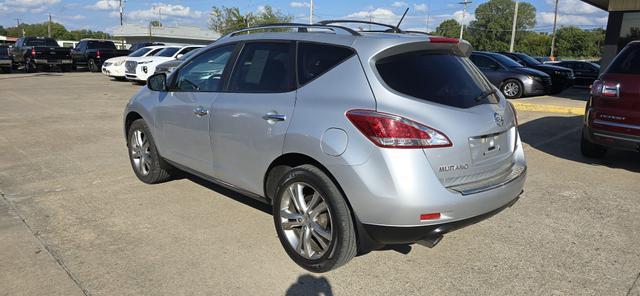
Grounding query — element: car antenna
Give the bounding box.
[395,8,409,32]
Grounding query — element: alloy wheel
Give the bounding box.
[279,182,333,260]
[130,129,152,176]
[503,82,520,97]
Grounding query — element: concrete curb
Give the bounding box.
[511,102,584,116]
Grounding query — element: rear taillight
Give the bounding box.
[96,50,101,59]
[591,80,619,98]
[346,109,452,149]
[429,36,459,43]
[31,48,36,57]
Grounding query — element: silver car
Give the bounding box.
[123,23,526,272]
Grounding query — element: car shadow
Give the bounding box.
[285,274,333,296]
[518,115,640,173]
[546,87,590,101]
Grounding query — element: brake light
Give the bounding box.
[591,80,619,98]
[96,50,101,59]
[346,109,452,148]
[429,36,459,43]
[31,48,36,57]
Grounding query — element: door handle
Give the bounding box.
[262,113,286,122]
[193,106,209,117]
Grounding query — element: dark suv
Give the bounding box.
[582,41,640,157]
[499,52,574,94]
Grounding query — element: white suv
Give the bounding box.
[125,45,203,83]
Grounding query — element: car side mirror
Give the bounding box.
[176,54,183,59]
[147,73,167,91]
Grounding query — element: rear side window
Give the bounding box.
[470,55,498,69]
[297,42,354,85]
[376,52,498,108]
[607,44,640,75]
[229,42,293,92]
[87,41,116,49]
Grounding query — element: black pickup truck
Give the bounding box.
[71,39,129,72]
[11,37,73,72]
[0,45,12,73]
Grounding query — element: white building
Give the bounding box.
[112,24,219,46]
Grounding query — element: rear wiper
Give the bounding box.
[474,89,497,102]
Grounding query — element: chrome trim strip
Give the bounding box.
[448,163,526,196]
[593,132,640,143]
[593,119,640,130]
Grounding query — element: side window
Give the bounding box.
[178,47,198,56]
[174,45,234,92]
[471,55,498,69]
[229,42,293,93]
[297,42,354,85]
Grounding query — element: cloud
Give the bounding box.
[88,0,119,10]
[290,1,310,8]
[537,12,607,26]
[347,8,400,23]
[545,0,601,14]
[392,1,408,8]
[127,3,203,20]
[413,3,427,12]
[0,0,60,13]
[452,10,475,25]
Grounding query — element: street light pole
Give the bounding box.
[119,0,123,26]
[458,1,471,40]
[550,0,559,59]
[509,0,519,52]
[309,0,314,24]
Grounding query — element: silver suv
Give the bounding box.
[123,22,526,272]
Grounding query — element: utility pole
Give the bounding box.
[15,18,24,36]
[550,0,559,59]
[458,1,471,39]
[119,0,124,26]
[426,0,431,32]
[509,1,519,52]
[309,0,314,24]
[48,13,52,38]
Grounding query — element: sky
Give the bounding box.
[0,0,609,34]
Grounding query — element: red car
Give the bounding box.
[582,41,640,158]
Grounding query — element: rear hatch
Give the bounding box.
[366,38,519,189]
[591,43,640,137]
[32,46,71,60]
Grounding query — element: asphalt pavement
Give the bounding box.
[1,72,639,295]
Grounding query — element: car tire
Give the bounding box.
[0,67,10,74]
[60,65,72,72]
[127,119,173,184]
[580,131,607,158]
[88,59,99,72]
[273,164,357,273]
[25,58,36,73]
[501,79,523,99]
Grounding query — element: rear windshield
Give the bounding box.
[24,38,59,47]
[87,41,116,49]
[376,52,499,108]
[607,44,640,75]
[156,47,179,57]
[129,47,152,57]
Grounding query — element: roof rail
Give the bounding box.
[220,23,360,39]
[317,20,401,33]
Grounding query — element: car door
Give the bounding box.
[470,55,503,87]
[72,41,86,65]
[210,41,296,195]
[155,44,237,176]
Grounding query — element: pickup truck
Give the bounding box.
[0,45,12,73]
[71,39,129,72]
[11,37,73,72]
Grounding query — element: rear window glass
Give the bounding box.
[24,38,59,47]
[297,42,354,85]
[376,52,498,108]
[157,47,180,57]
[87,41,116,49]
[607,44,640,75]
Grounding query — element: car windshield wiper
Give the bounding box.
[474,89,496,102]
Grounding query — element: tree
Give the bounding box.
[555,27,604,58]
[209,5,292,35]
[2,22,110,40]
[150,20,162,27]
[0,26,7,36]
[434,19,461,38]
[466,0,536,51]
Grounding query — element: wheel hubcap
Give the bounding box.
[279,182,332,260]
[130,130,152,176]
[503,82,519,97]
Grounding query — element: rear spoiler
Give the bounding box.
[372,37,474,61]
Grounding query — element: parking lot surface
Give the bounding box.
[1,73,639,295]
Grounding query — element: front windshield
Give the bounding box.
[489,53,523,68]
[156,47,180,57]
[517,53,541,65]
[129,47,152,57]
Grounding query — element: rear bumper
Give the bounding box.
[362,193,521,244]
[34,59,72,65]
[583,125,640,152]
[0,60,11,67]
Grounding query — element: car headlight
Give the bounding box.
[114,60,125,66]
[138,60,152,65]
[526,75,534,80]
